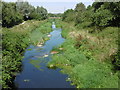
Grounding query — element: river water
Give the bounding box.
[14,22,75,88]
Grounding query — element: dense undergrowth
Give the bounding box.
[48,19,119,88]
[1,20,52,89]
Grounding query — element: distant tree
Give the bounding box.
[48,13,62,18]
[56,13,63,17]
[48,13,55,17]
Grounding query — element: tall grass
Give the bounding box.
[48,20,119,88]
[30,21,52,45]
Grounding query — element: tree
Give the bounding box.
[62,9,75,22]
[103,2,120,26]
[2,2,23,27]
[29,6,48,20]
[92,2,104,11]
[29,10,39,20]
[16,0,34,20]
[91,5,113,27]
[36,6,48,20]
[74,3,86,25]
[75,2,86,12]
[91,2,120,27]
[2,0,48,27]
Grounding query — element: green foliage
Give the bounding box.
[111,51,120,71]
[62,2,120,28]
[92,2,104,11]
[30,21,52,44]
[48,13,62,17]
[62,3,86,24]
[71,59,118,88]
[74,3,86,25]
[92,5,113,27]
[29,11,40,20]
[49,37,118,88]
[76,22,92,29]
[57,2,120,88]
[2,1,48,27]
[92,2,120,27]
[16,1,34,20]
[2,28,29,89]
[16,1,48,20]
[62,9,75,22]
[74,2,86,12]
[47,20,119,88]
[2,2,23,27]
[36,6,48,20]
[2,20,52,89]
[92,2,120,26]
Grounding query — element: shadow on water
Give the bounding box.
[14,22,75,88]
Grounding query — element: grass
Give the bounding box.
[30,21,52,45]
[47,19,119,88]
[2,19,52,89]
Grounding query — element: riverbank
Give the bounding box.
[48,20,119,88]
[2,20,52,89]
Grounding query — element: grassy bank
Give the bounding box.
[2,20,52,89]
[29,20,52,45]
[48,20,119,88]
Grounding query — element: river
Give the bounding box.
[14,22,75,88]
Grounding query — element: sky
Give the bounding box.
[3,0,94,13]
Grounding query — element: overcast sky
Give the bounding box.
[3,0,94,13]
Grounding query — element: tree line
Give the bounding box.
[2,0,48,28]
[62,2,120,30]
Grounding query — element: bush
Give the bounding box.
[2,28,29,88]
